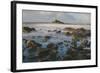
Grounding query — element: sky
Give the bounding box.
[22,10,91,24]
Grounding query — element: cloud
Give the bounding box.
[23,10,91,24]
[39,11,54,15]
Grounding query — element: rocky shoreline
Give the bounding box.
[22,26,91,63]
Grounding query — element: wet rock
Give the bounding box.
[56,30,61,33]
[65,32,72,36]
[87,41,91,47]
[31,28,36,31]
[48,30,51,32]
[23,27,36,33]
[48,52,58,61]
[36,43,58,61]
[47,43,58,49]
[77,45,84,51]
[67,48,78,56]
[85,30,91,37]
[44,36,51,39]
[23,46,39,62]
[79,49,91,54]
[37,49,50,61]
[81,40,91,48]
[76,28,86,32]
[26,40,37,48]
[82,54,91,59]
[26,40,41,49]
[23,39,27,43]
[57,42,63,45]
[63,27,75,31]
[72,28,90,38]
[44,36,51,42]
[53,30,57,32]
[63,27,90,38]
[38,49,50,58]
[63,47,91,60]
[77,50,91,60]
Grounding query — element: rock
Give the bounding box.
[48,30,51,32]
[53,30,57,32]
[72,28,90,38]
[44,36,51,40]
[82,40,90,48]
[23,39,27,43]
[37,49,50,61]
[64,32,72,36]
[52,19,64,24]
[63,27,75,31]
[76,28,86,32]
[56,30,61,33]
[57,42,63,45]
[63,48,79,60]
[38,49,50,57]
[23,27,36,33]
[77,45,84,51]
[23,46,39,62]
[44,36,50,42]
[47,43,57,49]
[85,30,91,37]
[63,27,90,38]
[78,48,91,59]
[64,47,91,60]
[26,40,37,48]
[26,40,41,49]
[31,28,36,31]
[36,43,58,61]
[79,49,91,54]
[48,52,57,61]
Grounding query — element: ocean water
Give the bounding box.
[23,23,90,37]
[23,23,90,61]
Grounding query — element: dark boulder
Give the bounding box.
[23,27,36,33]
